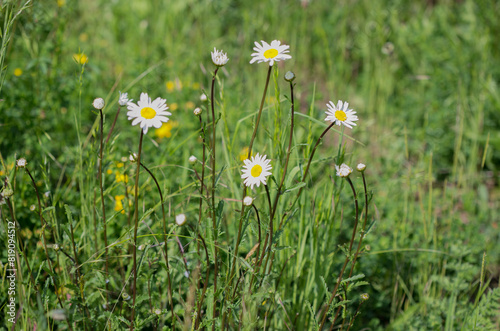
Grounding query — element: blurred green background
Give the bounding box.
[1,0,499,329]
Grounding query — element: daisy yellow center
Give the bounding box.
[251,164,263,177]
[335,110,347,122]
[141,107,156,119]
[263,49,278,59]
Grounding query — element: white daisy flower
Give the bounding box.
[118,91,130,106]
[356,163,366,172]
[16,158,27,168]
[335,163,353,178]
[241,153,272,189]
[127,92,172,134]
[243,196,254,206]
[93,98,105,110]
[211,47,229,67]
[176,214,186,226]
[30,204,36,211]
[325,100,358,129]
[250,40,292,66]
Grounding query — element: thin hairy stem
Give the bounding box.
[98,109,109,303]
[105,105,121,145]
[222,65,273,330]
[210,67,220,329]
[266,79,296,274]
[139,161,175,329]
[130,130,144,331]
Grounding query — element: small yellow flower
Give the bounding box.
[192,82,200,90]
[239,147,252,161]
[116,162,124,168]
[114,195,126,214]
[115,172,129,183]
[106,169,113,175]
[73,53,88,65]
[166,81,175,92]
[170,103,178,111]
[57,0,65,7]
[185,101,195,109]
[155,121,178,139]
[14,68,23,77]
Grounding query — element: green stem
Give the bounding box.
[210,67,219,329]
[130,130,144,331]
[99,109,109,303]
[139,161,175,330]
[318,176,359,330]
[222,64,273,330]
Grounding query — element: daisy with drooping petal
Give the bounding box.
[335,163,353,178]
[325,100,358,129]
[127,92,172,134]
[118,91,130,106]
[250,40,292,66]
[211,47,229,67]
[241,153,272,189]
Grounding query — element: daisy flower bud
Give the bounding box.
[193,107,202,116]
[361,293,369,301]
[118,91,131,106]
[200,93,207,102]
[243,196,254,206]
[53,244,60,251]
[16,158,27,168]
[176,214,186,226]
[44,191,51,198]
[284,71,295,82]
[335,163,353,178]
[189,155,197,165]
[211,47,229,67]
[154,308,162,315]
[93,97,105,110]
[357,163,366,172]
[129,153,138,162]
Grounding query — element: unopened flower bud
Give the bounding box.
[93,98,105,110]
[284,71,295,82]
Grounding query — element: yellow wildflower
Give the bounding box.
[239,147,252,161]
[14,68,23,77]
[116,162,124,168]
[192,82,200,90]
[155,121,179,139]
[73,53,88,65]
[185,101,195,109]
[57,0,65,7]
[115,172,129,183]
[166,81,175,92]
[170,103,178,111]
[106,169,113,175]
[114,195,126,214]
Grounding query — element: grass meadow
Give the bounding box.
[1,0,499,330]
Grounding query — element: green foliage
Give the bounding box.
[1,0,499,330]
